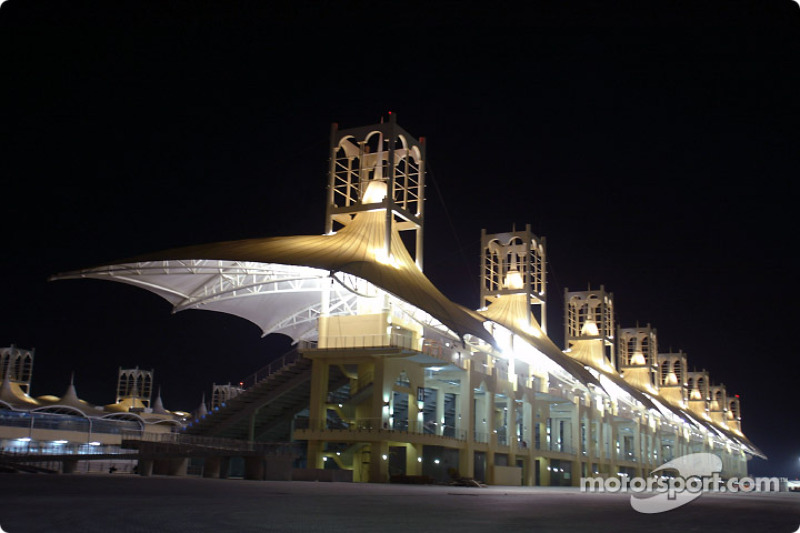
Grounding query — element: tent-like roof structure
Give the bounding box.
[478,293,603,390]
[566,325,766,459]
[34,378,98,415]
[51,182,495,347]
[0,374,39,408]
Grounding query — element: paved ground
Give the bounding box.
[0,474,798,533]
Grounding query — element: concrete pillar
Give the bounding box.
[407,443,423,476]
[307,440,324,471]
[203,457,222,478]
[244,456,265,480]
[571,459,582,487]
[308,359,329,432]
[306,358,330,470]
[200,457,230,479]
[486,390,495,484]
[540,457,551,486]
[219,457,230,479]
[371,358,388,429]
[368,441,389,483]
[459,373,474,479]
[408,389,420,433]
[61,459,78,474]
[167,458,188,476]
[137,458,154,477]
[435,387,444,436]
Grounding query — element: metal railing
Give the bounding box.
[240,350,304,390]
[295,418,468,441]
[314,332,417,351]
[121,431,301,455]
[541,441,576,455]
[0,410,142,435]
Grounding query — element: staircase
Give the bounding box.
[183,350,314,441]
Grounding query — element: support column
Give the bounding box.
[368,441,389,483]
[407,443,423,476]
[203,457,222,478]
[435,388,444,436]
[167,458,188,476]
[137,458,154,477]
[307,358,330,470]
[244,456,265,480]
[61,459,78,474]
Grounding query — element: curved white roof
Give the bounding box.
[52,206,495,347]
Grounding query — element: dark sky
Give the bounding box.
[2,1,799,477]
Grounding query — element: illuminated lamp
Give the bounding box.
[503,270,524,290]
[581,320,599,336]
[630,351,646,366]
[362,179,387,204]
[665,372,678,386]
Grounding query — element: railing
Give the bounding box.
[541,442,576,455]
[421,340,467,369]
[0,410,142,435]
[240,350,304,390]
[315,332,418,351]
[121,431,301,455]
[295,418,468,441]
[474,431,490,444]
[618,450,638,462]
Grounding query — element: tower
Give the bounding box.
[564,285,615,370]
[656,350,688,407]
[116,366,153,410]
[0,345,34,395]
[480,224,547,331]
[617,324,659,392]
[727,393,742,433]
[686,369,710,419]
[709,383,727,426]
[325,112,426,269]
[211,382,244,410]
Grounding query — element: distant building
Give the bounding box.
[0,352,185,471]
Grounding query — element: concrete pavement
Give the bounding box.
[0,474,798,533]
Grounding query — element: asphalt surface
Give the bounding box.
[0,474,798,533]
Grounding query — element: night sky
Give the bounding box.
[2,1,799,478]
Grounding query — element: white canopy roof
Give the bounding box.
[51,202,495,346]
